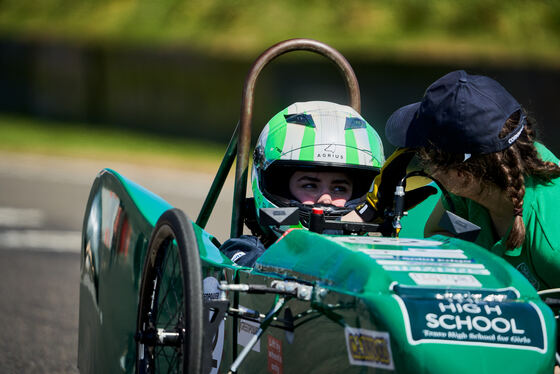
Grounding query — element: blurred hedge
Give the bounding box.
[0,0,559,66]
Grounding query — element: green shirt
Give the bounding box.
[444,143,560,290]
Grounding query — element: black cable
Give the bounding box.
[398,170,455,213]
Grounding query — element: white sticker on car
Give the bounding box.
[409,273,482,287]
[203,277,225,373]
[238,306,261,353]
[364,249,491,277]
[332,236,443,247]
[362,248,468,260]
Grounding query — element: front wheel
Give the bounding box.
[136,209,204,374]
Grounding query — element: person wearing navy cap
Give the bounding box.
[385,69,560,292]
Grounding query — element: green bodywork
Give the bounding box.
[78,169,557,373]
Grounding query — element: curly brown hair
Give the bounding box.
[417,111,560,249]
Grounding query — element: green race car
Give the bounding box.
[77,39,558,374]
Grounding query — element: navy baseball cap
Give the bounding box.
[385,70,525,155]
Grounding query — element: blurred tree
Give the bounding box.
[0,0,558,65]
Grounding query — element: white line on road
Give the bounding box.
[0,229,81,253]
[0,151,235,199]
[0,207,45,228]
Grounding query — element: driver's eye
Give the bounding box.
[332,185,349,194]
[302,183,317,190]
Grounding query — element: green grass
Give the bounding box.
[0,115,227,173]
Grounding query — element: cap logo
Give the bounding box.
[507,125,524,145]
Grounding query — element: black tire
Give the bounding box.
[136,209,204,374]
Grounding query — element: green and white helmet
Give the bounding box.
[251,101,384,232]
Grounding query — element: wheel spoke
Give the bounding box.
[150,240,183,371]
[156,243,183,332]
[162,251,180,326]
[157,265,174,325]
[155,347,168,366]
[154,345,181,374]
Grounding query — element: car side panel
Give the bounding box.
[78,169,172,374]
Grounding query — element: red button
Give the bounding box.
[312,207,324,215]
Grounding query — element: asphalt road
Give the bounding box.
[0,152,233,373]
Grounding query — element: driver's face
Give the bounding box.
[288,171,353,207]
